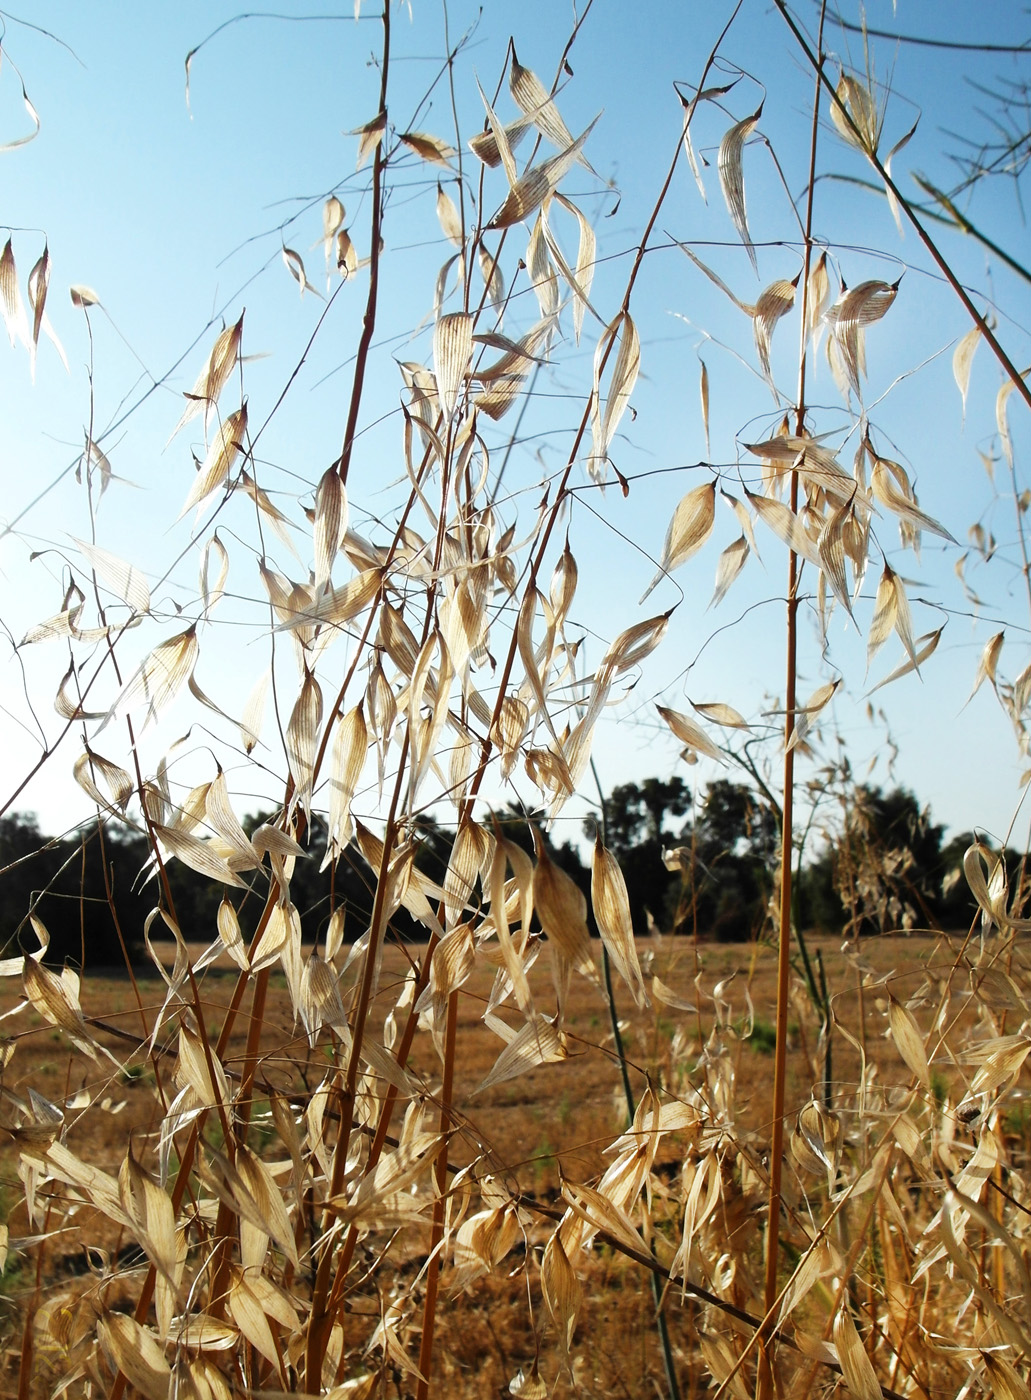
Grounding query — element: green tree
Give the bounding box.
[587,778,691,936]
[833,786,946,934]
[598,777,691,851]
[0,814,147,966]
[675,780,779,942]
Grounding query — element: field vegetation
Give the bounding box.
[1,4,1031,1400]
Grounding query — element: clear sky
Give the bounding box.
[1,1,1030,856]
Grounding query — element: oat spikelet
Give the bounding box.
[718,102,763,273]
[591,832,647,1007]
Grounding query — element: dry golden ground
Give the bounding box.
[0,929,1020,1398]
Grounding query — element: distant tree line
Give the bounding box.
[0,779,1009,967]
[0,805,586,968]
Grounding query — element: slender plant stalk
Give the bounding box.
[590,757,681,1400]
[338,0,390,488]
[414,987,458,1400]
[465,3,743,818]
[760,8,826,1396]
[775,0,1031,418]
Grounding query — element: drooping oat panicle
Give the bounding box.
[487,115,599,230]
[549,194,598,343]
[968,630,1004,704]
[531,826,598,1008]
[591,832,647,1007]
[478,241,505,318]
[98,1314,171,1400]
[753,274,799,394]
[700,358,710,456]
[826,277,900,399]
[313,466,347,592]
[869,447,954,542]
[867,626,943,693]
[717,102,763,273]
[642,479,716,601]
[526,209,559,321]
[336,226,359,280]
[73,538,151,615]
[104,625,199,730]
[435,181,465,247]
[690,698,749,729]
[154,821,249,887]
[510,45,596,177]
[354,109,386,168]
[320,193,345,270]
[587,310,639,479]
[805,249,829,345]
[677,82,742,202]
[541,1225,582,1357]
[473,117,532,180]
[238,666,269,756]
[169,312,245,441]
[399,130,455,167]
[72,745,133,816]
[745,432,860,505]
[709,534,750,608]
[0,237,28,348]
[745,488,822,570]
[785,677,841,753]
[180,403,249,518]
[443,816,491,929]
[198,532,229,619]
[478,1014,567,1093]
[866,564,899,672]
[888,994,930,1087]
[953,323,981,421]
[274,566,381,634]
[285,668,322,814]
[26,242,49,370]
[282,245,322,297]
[982,1352,1031,1400]
[656,704,724,762]
[883,118,918,233]
[69,283,100,308]
[833,1306,882,1400]
[205,769,258,866]
[816,496,856,620]
[434,310,473,420]
[599,612,671,680]
[830,72,884,157]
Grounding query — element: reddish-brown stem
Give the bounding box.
[302,730,414,1387]
[775,0,1031,420]
[466,3,742,813]
[760,7,826,1396]
[111,879,286,1400]
[338,0,390,486]
[414,989,459,1400]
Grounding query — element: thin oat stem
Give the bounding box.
[414,987,458,1400]
[590,755,681,1400]
[760,10,826,1397]
[466,2,743,813]
[338,0,390,487]
[776,0,1031,420]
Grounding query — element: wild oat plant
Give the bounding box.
[2,5,1031,1400]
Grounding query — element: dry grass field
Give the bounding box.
[5,4,1031,1398]
[1,927,1018,1399]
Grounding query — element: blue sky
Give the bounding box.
[2,1,1030,856]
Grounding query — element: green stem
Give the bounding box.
[590,757,680,1400]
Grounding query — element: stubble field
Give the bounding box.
[0,928,1019,1398]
